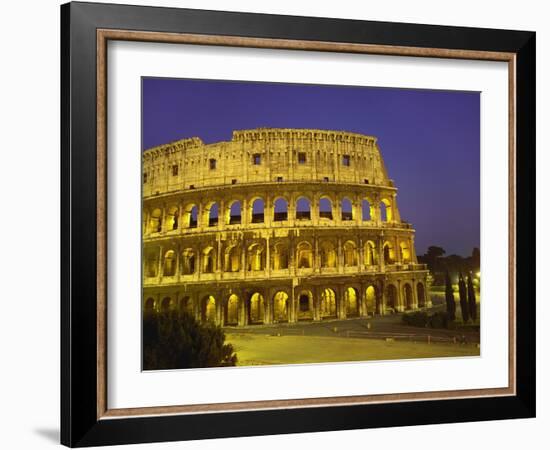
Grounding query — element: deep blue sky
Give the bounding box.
[142,78,480,257]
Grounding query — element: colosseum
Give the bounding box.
[142,128,430,326]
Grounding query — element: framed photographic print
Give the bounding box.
[60,1,536,447]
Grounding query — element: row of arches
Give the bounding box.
[144,281,427,325]
[146,196,395,234]
[144,238,413,278]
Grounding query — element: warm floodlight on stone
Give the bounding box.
[142,128,430,326]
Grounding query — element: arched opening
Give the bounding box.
[417,282,426,307]
[144,297,155,314]
[145,252,158,277]
[181,249,196,275]
[383,241,395,264]
[201,295,217,322]
[166,206,179,230]
[207,202,219,227]
[296,197,311,220]
[365,286,376,315]
[149,208,162,233]
[380,198,393,222]
[365,241,377,266]
[400,241,411,263]
[225,294,239,325]
[163,250,176,276]
[227,201,242,225]
[344,287,359,317]
[273,198,288,222]
[251,198,264,223]
[320,241,337,268]
[319,197,333,220]
[179,296,192,315]
[341,197,353,221]
[362,199,372,221]
[297,290,313,321]
[224,245,240,272]
[202,247,216,273]
[321,288,337,319]
[247,243,264,271]
[386,284,397,311]
[403,283,413,310]
[160,296,173,313]
[247,293,264,324]
[343,241,358,267]
[273,291,289,322]
[272,243,289,270]
[182,204,198,228]
[296,241,313,269]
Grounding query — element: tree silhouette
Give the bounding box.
[467,273,477,321]
[458,272,469,323]
[445,271,456,321]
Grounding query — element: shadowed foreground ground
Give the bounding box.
[226,333,480,366]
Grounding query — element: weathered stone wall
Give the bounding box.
[142,128,429,326]
[143,128,392,198]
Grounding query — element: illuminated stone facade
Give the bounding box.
[142,128,430,326]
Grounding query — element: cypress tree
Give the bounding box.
[445,271,456,321]
[467,273,477,321]
[458,272,469,323]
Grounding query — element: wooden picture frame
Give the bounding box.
[61,1,535,447]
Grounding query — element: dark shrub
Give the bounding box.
[143,311,237,370]
[428,311,449,329]
[402,311,429,327]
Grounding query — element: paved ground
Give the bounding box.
[223,304,480,345]
[225,333,480,366]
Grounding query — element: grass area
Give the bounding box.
[226,333,479,367]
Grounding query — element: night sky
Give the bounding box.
[142,78,480,257]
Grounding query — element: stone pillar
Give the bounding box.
[359,286,367,317]
[372,202,380,224]
[290,288,297,323]
[241,243,246,279]
[337,237,343,274]
[358,237,365,271]
[265,197,272,229]
[314,236,320,273]
[410,236,417,263]
[196,250,201,280]
[395,236,402,265]
[265,236,271,276]
[157,245,164,280]
[377,283,385,315]
[143,209,150,235]
[391,193,401,222]
[396,280,404,312]
[216,236,222,275]
[378,236,385,272]
[159,205,166,232]
[237,292,246,327]
[218,199,225,230]
[412,278,418,309]
[242,198,249,226]
[354,197,362,226]
[175,247,180,282]
[217,294,224,326]
[312,195,319,226]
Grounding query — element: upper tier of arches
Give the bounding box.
[143,190,409,236]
